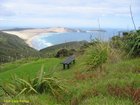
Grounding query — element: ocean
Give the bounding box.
[31,28,123,50]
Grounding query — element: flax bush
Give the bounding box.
[85,42,108,70]
[0,65,67,98]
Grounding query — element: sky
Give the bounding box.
[0,0,140,29]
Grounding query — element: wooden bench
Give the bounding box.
[61,55,75,69]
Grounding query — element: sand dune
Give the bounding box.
[3,27,76,48]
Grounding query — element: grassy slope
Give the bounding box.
[40,41,87,56]
[0,56,140,105]
[0,58,62,82]
[0,31,39,63]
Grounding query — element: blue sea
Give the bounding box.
[31,28,124,50]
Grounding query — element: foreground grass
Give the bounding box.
[0,57,140,105]
[0,58,62,82]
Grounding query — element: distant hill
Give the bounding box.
[40,41,88,56]
[0,31,40,63]
[2,28,34,31]
[2,27,86,33]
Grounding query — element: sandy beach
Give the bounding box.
[3,27,75,48]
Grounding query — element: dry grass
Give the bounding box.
[70,88,99,105]
[133,67,140,74]
[108,84,140,105]
[74,71,97,81]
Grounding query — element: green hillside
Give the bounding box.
[40,41,88,57]
[0,31,40,63]
[0,32,88,62]
[0,40,140,105]
[0,53,139,105]
[0,30,139,105]
[2,28,34,31]
[0,58,61,81]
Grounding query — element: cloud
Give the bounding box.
[0,18,5,21]
[0,0,140,28]
[1,0,138,17]
[0,3,15,16]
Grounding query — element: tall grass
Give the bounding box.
[0,65,67,99]
[84,41,109,70]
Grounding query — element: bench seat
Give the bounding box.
[61,55,75,69]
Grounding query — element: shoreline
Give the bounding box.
[3,31,37,48]
[2,28,72,48]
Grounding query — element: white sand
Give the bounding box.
[3,27,73,48]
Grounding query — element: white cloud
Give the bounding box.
[1,0,139,17]
[0,18,4,21]
[0,0,140,28]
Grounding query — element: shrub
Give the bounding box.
[111,30,140,57]
[124,31,140,57]
[111,36,123,49]
[85,42,108,70]
[0,65,67,98]
[55,48,76,58]
[55,49,69,57]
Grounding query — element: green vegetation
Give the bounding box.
[0,52,139,105]
[85,41,108,70]
[55,48,76,57]
[0,30,140,105]
[0,31,40,63]
[0,58,61,81]
[40,41,88,57]
[0,65,66,98]
[111,30,140,57]
[0,31,87,63]
[0,29,87,63]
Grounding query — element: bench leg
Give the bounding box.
[67,64,70,69]
[63,64,66,69]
